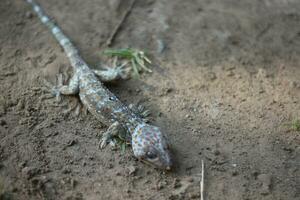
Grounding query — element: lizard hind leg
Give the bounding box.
[40,73,80,114]
[41,73,79,101]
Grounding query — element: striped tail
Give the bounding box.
[26,0,82,67]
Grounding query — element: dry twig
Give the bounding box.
[200,160,204,200]
[106,0,137,46]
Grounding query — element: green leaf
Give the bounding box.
[121,142,126,153]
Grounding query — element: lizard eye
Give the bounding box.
[146,151,157,160]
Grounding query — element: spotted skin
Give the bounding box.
[26,0,172,169]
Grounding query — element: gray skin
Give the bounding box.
[26,0,172,169]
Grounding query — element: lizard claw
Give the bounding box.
[99,122,120,149]
[99,122,129,149]
[115,62,130,80]
[102,61,129,80]
[40,74,65,103]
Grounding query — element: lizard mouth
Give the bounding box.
[140,158,172,171]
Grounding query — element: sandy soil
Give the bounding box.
[0,0,300,199]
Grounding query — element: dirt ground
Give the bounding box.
[0,0,299,199]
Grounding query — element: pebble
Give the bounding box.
[232,169,239,176]
[0,119,7,126]
[106,163,114,169]
[25,11,33,19]
[21,166,38,180]
[227,70,235,76]
[258,174,272,195]
[127,165,137,176]
[62,167,71,174]
[186,177,194,183]
[115,171,122,176]
[156,182,164,190]
[172,178,181,189]
[252,170,260,178]
[213,149,220,156]
[188,192,200,199]
[66,139,77,147]
[207,72,217,81]
[157,39,166,54]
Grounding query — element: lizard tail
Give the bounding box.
[26,0,81,66]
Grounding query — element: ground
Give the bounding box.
[0,0,299,199]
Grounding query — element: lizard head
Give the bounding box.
[132,124,172,170]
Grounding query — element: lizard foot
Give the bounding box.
[110,56,130,80]
[99,122,129,149]
[94,58,130,82]
[40,74,81,116]
[129,103,151,122]
[40,74,64,103]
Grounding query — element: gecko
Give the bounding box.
[25,0,172,170]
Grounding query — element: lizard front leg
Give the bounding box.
[93,58,129,82]
[99,121,129,149]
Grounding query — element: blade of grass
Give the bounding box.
[104,48,135,59]
[104,48,152,77]
[131,59,140,78]
[135,55,152,72]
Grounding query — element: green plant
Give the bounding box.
[290,119,300,131]
[104,48,152,78]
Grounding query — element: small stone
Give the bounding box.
[62,167,71,174]
[88,156,94,160]
[165,87,173,94]
[125,189,131,194]
[71,179,77,188]
[258,174,272,195]
[252,170,260,177]
[18,162,26,168]
[157,39,166,54]
[15,21,24,26]
[107,163,114,169]
[168,194,177,200]
[0,119,7,126]
[25,11,33,19]
[115,171,122,176]
[225,66,236,71]
[232,170,238,176]
[172,178,181,189]
[66,139,77,146]
[186,177,194,183]
[127,165,137,176]
[21,167,38,179]
[188,192,200,199]
[227,71,234,76]
[156,182,164,190]
[207,72,217,81]
[213,149,220,156]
